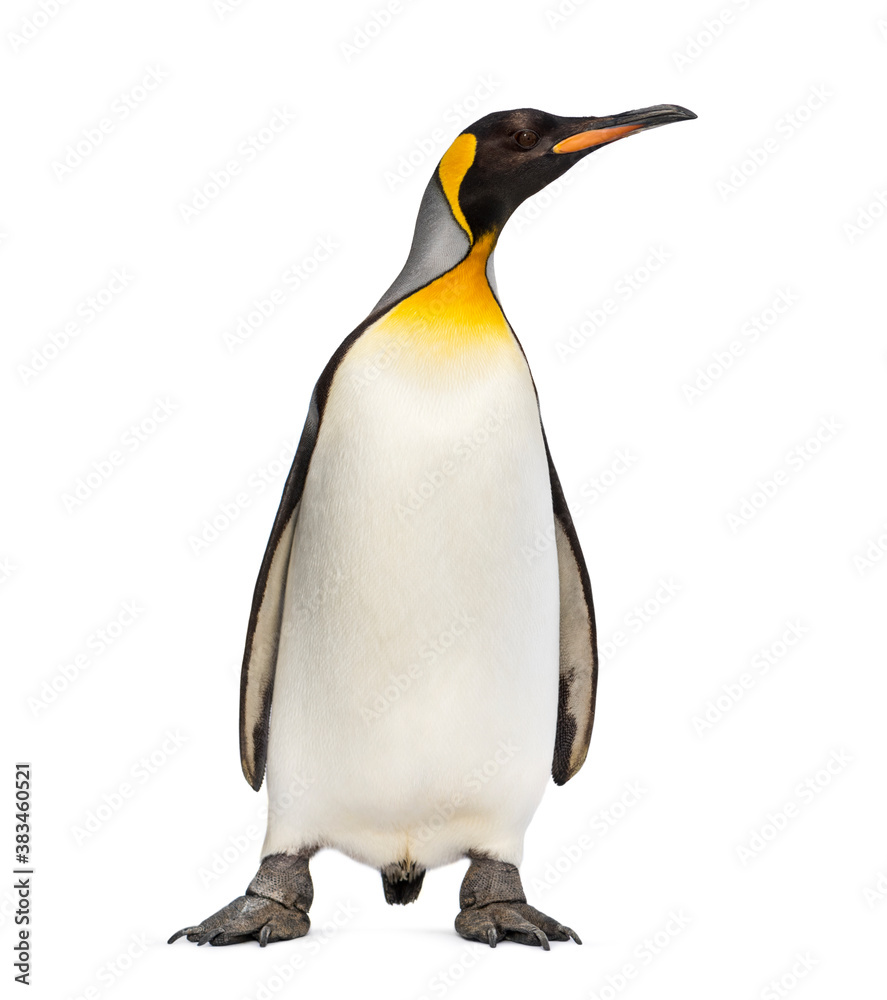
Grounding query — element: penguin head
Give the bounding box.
[437,105,696,244]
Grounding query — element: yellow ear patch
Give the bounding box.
[438,133,477,243]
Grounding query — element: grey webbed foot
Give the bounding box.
[168,894,309,946]
[454,854,581,950]
[169,850,314,947]
[456,901,581,949]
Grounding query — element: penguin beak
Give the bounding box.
[552,104,697,153]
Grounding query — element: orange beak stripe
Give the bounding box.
[552,123,644,153]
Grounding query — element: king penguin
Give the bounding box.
[171,103,696,950]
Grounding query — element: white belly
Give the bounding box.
[263,319,559,870]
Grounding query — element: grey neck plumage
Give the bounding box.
[372,177,499,317]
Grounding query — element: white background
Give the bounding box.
[3,0,886,998]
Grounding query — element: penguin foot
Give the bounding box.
[168,894,310,947]
[454,853,580,950]
[169,850,315,947]
[456,901,580,950]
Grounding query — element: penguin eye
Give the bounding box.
[514,129,539,150]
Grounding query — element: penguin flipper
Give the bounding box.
[544,439,598,786]
[239,394,321,791]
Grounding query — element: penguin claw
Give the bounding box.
[169,895,310,946]
[456,901,578,950]
[167,927,195,945]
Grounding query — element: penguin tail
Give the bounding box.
[380,862,426,905]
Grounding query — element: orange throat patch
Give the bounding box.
[383,232,510,355]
